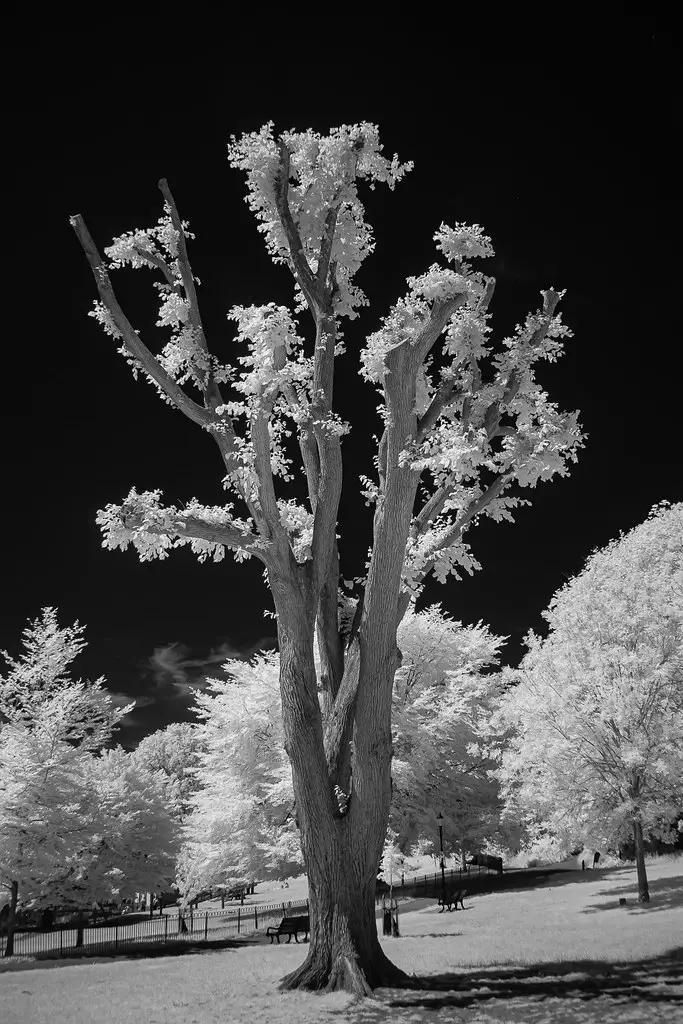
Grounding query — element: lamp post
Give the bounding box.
[437,812,447,905]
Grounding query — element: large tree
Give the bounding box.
[71,122,583,993]
[495,501,683,902]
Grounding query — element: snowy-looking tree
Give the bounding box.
[178,605,507,892]
[495,502,683,902]
[391,605,506,862]
[178,652,303,900]
[72,122,583,993]
[133,722,205,823]
[0,609,134,954]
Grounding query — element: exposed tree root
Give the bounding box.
[279,946,415,995]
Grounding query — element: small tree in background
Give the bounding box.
[391,605,506,862]
[133,722,205,823]
[495,502,683,902]
[72,122,583,992]
[178,652,303,900]
[178,605,507,893]
[0,609,134,953]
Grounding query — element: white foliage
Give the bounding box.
[227,122,413,319]
[178,651,302,898]
[133,722,205,823]
[96,487,262,564]
[0,609,160,909]
[390,605,507,853]
[495,501,683,851]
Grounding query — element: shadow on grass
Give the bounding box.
[384,947,683,1010]
[0,935,261,973]
[581,873,683,914]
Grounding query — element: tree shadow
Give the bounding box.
[381,947,683,1010]
[0,935,261,973]
[581,874,683,914]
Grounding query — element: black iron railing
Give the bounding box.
[0,899,310,960]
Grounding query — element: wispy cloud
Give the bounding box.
[104,635,277,748]
[145,637,277,704]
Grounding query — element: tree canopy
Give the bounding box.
[495,501,683,899]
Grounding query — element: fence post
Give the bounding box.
[190,908,194,934]
[237,908,240,934]
[115,923,118,951]
[254,907,258,931]
[204,912,208,941]
[165,915,168,943]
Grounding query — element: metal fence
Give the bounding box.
[377,864,501,903]
[1,866,505,961]
[0,899,310,961]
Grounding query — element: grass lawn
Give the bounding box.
[1,858,681,1024]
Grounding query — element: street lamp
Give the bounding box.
[436,812,446,906]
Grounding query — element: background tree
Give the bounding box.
[72,122,583,993]
[391,604,506,863]
[0,607,122,745]
[133,722,205,823]
[178,652,303,901]
[378,828,404,895]
[178,605,507,891]
[0,609,134,954]
[495,501,683,902]
[42,748,179,913]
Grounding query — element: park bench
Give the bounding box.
[438,890,465,912]
[266,914,310,944]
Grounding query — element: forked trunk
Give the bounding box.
[633,818,650,903]
[276,599,411,995]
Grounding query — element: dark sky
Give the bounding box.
[4,20,680,748]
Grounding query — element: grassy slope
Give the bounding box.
[2,858,681,1024]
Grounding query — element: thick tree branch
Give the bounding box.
[273,143,321,316]
[476,288,562,444]
[72,213,265,531]
[317,205,340,295]
[120,510,268,564]
[396,472,517,628]
[411,294,470,370]
[316,541,344,716]
[158,178,225,413]
[70,215,213,431]
[309,317,344,594]
[417,378,462,443]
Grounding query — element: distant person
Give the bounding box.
[593,851,601,868]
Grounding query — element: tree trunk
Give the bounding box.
[275,598,411,995]
[3,880,19,957]
[279,844,408,995]
[633,819,650,903]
